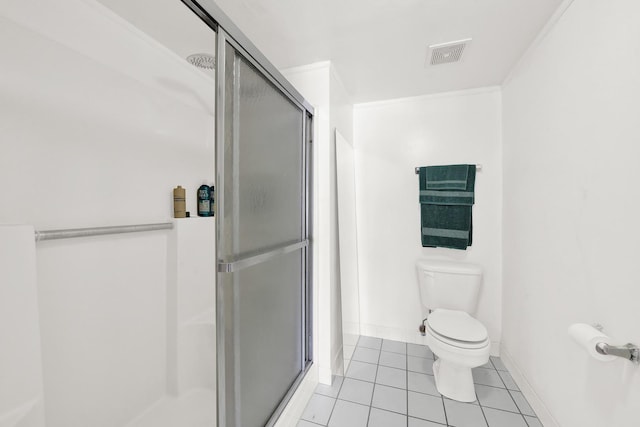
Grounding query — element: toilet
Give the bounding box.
[416,259,490,403]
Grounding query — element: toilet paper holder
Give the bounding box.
[591,324,639,364]
[595,342,640,364]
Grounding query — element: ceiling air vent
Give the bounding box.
[427,39,472,66]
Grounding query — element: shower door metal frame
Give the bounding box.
[215,29,314,427]
[178,2,314,426]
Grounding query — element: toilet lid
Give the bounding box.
[427,309,488,343]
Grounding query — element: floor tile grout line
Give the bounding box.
[405,346,409,427]
[303,337,540,426]
[506,386,527,416]
[323,373,348,426]
[476,388,538,425]
[301,420,326,426]
[476,401,536,417]
[524,414,540,427]
[368,340,384,426]
[440,394,449,427]
[352,354,434,367]
[478,399,492,427]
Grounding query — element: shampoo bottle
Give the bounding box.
[197,184,212,217]
[173,186,186,218]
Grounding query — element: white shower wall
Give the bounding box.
[502,0,640,426]
[353,88,503,351]
[0,1,215,426]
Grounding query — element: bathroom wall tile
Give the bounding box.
[408,356,434,375]
[379,351,407,370]
[352,346,380,364]
[407,372,440,397]
[409,417,447,427]
[472,368,505,388]
[368,407,407,427]
[475,385,519,413]
[407,343,434,359]
[328,400,369,427]
[345,360,377,382]
[483,407,528,427]
[443,399,488,427]
[301,393,336,425]
[497,370,519,391]
[524,416,543,427]
[490,356,508,371]
[337,378,374,406]
[510,391,535,416]
[315,375,344,398]
[358,336,382,350]
[371,384,407,414]
[375,366,407,389]
[407,391,447,425]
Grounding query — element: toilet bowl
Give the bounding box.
[425,308,490,402]
[416,259,490,402]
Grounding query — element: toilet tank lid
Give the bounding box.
[416,259,482,275]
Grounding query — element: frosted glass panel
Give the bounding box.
[234,250,303,427]
[217,40,309,427]
[221,45,304,257]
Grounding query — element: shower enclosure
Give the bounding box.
[185,2,315,426]
[213,29,313,427]
[0,0,312,426]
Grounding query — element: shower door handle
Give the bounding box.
[217,239,309,273]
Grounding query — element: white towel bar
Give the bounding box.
[34,222,173,242]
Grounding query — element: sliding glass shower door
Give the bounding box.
[215,31,312,427]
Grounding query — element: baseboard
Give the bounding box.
[273,364,318,427]
[360,323,500,356]
[500,346,560,427]
[360,323,427,345]
[319,365,333,385]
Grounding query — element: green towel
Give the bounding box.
[424,164,469,190]
[420,204,473,249]
[418,165,476,250]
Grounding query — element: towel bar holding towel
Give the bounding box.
[415,164,482,174]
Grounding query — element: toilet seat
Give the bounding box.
[427,309,489,349]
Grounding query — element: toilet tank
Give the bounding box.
[416,259,483,315]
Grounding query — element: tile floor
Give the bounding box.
[298,336,542,427]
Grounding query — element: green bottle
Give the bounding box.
[208,185,215,216]
[197,184,212,217]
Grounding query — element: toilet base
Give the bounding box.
[432,358,477,403]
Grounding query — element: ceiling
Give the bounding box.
[208,0,564,103]
[96,0,216,78]
[97,0,564,103]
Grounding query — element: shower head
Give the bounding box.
[187,53,216,70]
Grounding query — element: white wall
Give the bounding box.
[353,88,503,350]
[281,62,331,386]
[282,62,354,384]
[501,1,640,426]
[0,226,45,427]
[335,129,361,372]
[0,1,215,426]
[329,68,354,375]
